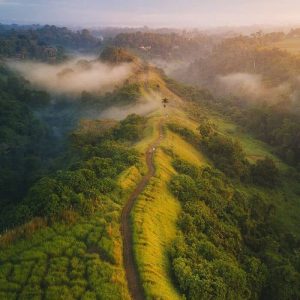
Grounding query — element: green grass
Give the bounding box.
[118,166,143,191]
[131,115,183,299]
[161,130,208,167]
[0,189,134,300]
[134,112,162,153]
[132,146,182,300]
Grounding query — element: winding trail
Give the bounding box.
[121,120,164,300]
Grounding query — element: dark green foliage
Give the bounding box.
[79,82,142,111]
[0,25,100,61]
[170,174,199,202]
[251,157,280,187]
[35,26,100,50]
[172,159,201,179]
[169,122,281,184]
[202,134,250,179]
[167,123,199,145]
[0,31,65,61]
[0,68,60,230]
[113,114,145,141]
[198,120,215,138]
[113,84,141,105]
[240,108,300,169]
[169,159,300,300]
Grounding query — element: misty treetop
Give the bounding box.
[0,25,101,61]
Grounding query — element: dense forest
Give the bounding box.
[110,31,217,61]
[175,31,300,86]
[0,64,59,229]
[169,157,300,299]
[0,25,101,61]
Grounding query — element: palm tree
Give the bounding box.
[162,97,169,108]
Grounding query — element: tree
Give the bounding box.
[251,157,280,187]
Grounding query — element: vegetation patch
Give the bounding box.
[169,158,300,300]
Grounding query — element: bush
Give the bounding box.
[169,174,199,202]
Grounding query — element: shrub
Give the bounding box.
[251,157,280,187]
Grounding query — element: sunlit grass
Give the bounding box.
[118,166,142,191]
[161,129,208,167]
[132,147,182,300]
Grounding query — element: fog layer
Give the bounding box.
[217,73,293,103]
[100,91,162,120]
[8,58,133,95]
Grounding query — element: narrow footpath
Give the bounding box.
[121,121,164,300]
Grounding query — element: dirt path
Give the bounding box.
[121,121,164,300]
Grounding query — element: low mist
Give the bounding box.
[216,72,292,104]
[99,91,162,120]
[8,58,133,95]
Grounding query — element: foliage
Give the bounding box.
[0,67,59,230]
[168,123,251,180]
[181,33,300,87]
[251,157,280,187]
[169,158,300,300]
[111,31,214,61]
[0,211,130,300]
[100,47,137,64]
[166,74,292,176]
[113,114,146,141]
[0,25,100,61]
[19,115,142,224]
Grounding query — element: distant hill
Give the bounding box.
[100,46,138,64]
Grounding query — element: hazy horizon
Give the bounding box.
[1,0,300,28]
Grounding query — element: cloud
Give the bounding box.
[8,57,133,95]
[217,72,292,103]
[217,73,264,98]
[99,90,162,120]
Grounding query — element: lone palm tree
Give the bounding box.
[162,97,169,108]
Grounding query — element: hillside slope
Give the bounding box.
[0,53,300,300]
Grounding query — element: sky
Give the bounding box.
[0,0,300,28]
